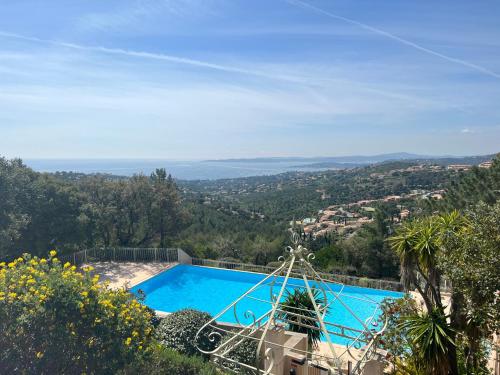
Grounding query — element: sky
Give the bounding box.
[1,0,499,160]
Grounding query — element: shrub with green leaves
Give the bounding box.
[0,251,155,374]
[123,345,220,375]
[155,309,217,357]
[217,335,258,373]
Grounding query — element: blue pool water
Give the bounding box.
[131,265,403,345]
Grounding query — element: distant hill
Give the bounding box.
[204,152,427,164]
[288,153,495,169]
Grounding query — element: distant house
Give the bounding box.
[302,217,317,225]
[447,164,472,171]
[362,206,376,212]
[479,161,493,169]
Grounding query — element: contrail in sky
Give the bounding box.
[287,0,500,80]
[0,30,282,80]
[0,29,430,103]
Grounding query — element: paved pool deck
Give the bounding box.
[84,261,176,289]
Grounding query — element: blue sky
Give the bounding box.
[1,0,499,159]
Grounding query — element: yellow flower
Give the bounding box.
[49,250,57,257]
[40,258,47,265]
[36,352,44,359]
[81,291,88,298]
[0,262,5,267]
[64,262,71,269]
[125,337,132,346]
[8,292,17,299]
[7,262,16,268]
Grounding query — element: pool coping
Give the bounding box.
[126,262,179,289]
[130,263,405,297]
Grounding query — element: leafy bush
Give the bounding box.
[123,345,220,375]
[0,251,154,374]
[215,335,258,374]
[155,309,217,357]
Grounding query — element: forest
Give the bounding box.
[1,155,498,282]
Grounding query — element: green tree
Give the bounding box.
[0,251,154,374]
[150,169,182,247]
[389,204,499,374]
[389,213,461,374]
[438,202,500,373]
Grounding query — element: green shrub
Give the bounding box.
[0,252,155,374]
[215,335,258,374]
[155,309,217,357]
[123,345,220,375]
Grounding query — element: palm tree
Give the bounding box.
[400,308,455,375]
[279,288,327,348]
[389,218,443,311]
[389,212,465,375]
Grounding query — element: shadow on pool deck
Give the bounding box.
[84,262,175,289]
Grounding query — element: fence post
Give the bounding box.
[113,247,116,261]
[133,249,136,262]
[73,253,76,265]
[154,248,157,262]
[84,249,87,264]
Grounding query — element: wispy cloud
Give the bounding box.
[0,29,438,107]
[77,0,217,32]
[460,128,474,134]
[287,0,500,80]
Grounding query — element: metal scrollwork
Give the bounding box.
[262,347,276,375]
[195,229,390,375]
[244,310,258,327]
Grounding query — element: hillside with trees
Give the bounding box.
[1,155,498,282]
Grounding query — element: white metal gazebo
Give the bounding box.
[195,233,388,375]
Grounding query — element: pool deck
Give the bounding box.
[84,261,176,289]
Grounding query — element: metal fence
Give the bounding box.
[192,258,403,292]
[59,247,183,266]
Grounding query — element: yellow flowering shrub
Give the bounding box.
[0,251,154,374]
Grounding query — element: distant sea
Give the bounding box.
[25,159,332,180]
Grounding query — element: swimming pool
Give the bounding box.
[131,264,403,345]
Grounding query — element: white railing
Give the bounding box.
[59,247,190,265]
[191,258,403,292]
